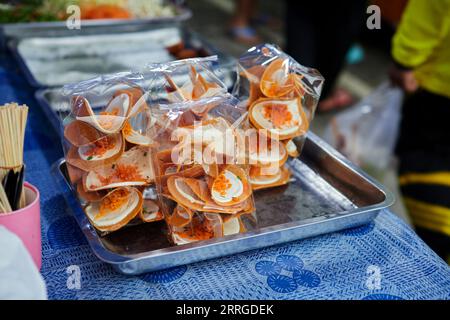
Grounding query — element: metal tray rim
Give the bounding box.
[51,131,395,267]
[0,4,192,30]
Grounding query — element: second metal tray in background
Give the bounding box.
[0,1,192,44]
[11,26,236,88]
[51,132,394,275]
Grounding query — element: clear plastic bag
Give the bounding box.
[144,57,257,245]
[232,44,324,191]
[61,72,163,235]
[323,82,403,170]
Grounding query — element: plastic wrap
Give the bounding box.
[60,72,163,235]
[323,82,403,171]
[144,57,256,245]
[233,44,324,191]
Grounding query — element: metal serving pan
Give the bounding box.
[0,2,191,44]
[11,26,235,88]
[51,132,394,275]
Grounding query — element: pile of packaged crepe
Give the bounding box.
[62,73,162,234]
[61,44,324,245]
[233,44,324,191]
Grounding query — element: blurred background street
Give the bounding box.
[186,0,409,222]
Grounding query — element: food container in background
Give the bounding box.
[0,182,41,269]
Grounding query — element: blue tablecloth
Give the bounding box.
[1,52,449,300]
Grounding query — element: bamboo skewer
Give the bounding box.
[0,102,28,213]
[0,183,12,213]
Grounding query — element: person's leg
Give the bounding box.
[231,0,257,26]
[314,0,366,111]
[230,0,260,45]
[396,90,450,262]
[284,0,318,69]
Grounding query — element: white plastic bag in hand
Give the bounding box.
[323,82,403,170]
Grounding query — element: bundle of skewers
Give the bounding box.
[0,103,28,214]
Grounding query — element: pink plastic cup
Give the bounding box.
[0,182,41,269]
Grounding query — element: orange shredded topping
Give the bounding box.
[249,166,261,178]
[122,121,132,136]
[82,5,131,20]
[96,189,130,219]
[84,136,115,158]
[212,173,232,197]
[266,84,281,97]
[98,164,144,186]
[114,164,143,181]
[100,108,120,116]
[263,103,293,128]
[178,217,214,240]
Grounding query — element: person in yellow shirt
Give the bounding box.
[390,0,450,262]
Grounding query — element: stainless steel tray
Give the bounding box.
[51,132,394,275]
[11,26,235,88]
[0,2,191,43]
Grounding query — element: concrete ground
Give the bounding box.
[187,0,410,224]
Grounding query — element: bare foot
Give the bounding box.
[318,88,355,113]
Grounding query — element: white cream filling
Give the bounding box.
[78,135,122,161]
[223,217,240,236]
[106,94,130,117]
[286,140,297,155]
[270,69,288,84]
[248,143,285,165]
[250,169,282,185]
[85,190,139,227]
[211,170,244,203]
[175,179,204,204]
[252,99,302,136]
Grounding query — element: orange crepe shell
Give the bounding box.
[260,58,296,98]
[64,120,106,147]
[247,136,288,168]
[140,199,163,223]
[166,175,251,214]
[249,97,309,140]
[240,65,265,107]
[66,133,124,171]
[284,139,300,158]
[202,197,254,215]
[167,176,207,212]
[113,87,144,110]
[249,165,281,177]
[250,165,291,191]
[220,213,245,236]
[84,187,143,232]
[189,66,223,100]
[75,94,130,134]
[66,163,85,184]
[210,165,252,207]
[122,107,155,147]
[84,146,154,191]
[166,204,194,228]
[76,182,105,203]
[170,213,217,245]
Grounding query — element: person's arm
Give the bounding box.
[392,0,450,68]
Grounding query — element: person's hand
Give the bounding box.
[389,64,419,93]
